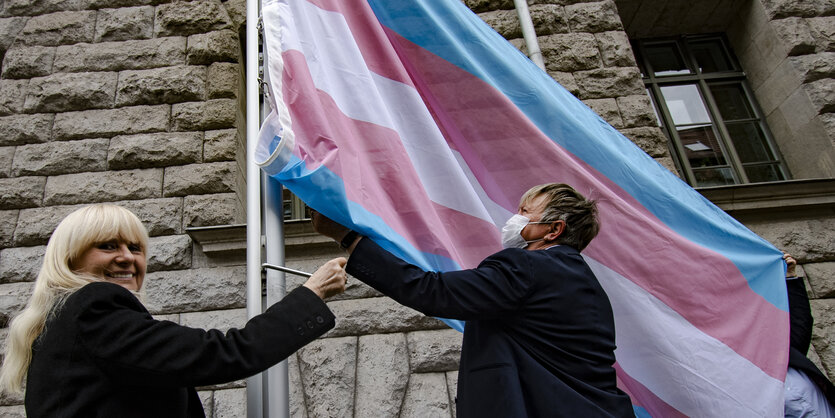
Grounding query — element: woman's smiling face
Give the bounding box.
[72,239,147,292]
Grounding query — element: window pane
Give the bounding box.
[690,39,734,73]
[645,42,691,76]
[744,164,784,183]
[677,125,726,167]
[660,85,711,125]
[725,122,774,163]
[693,167,736,187]
[710,84,755,121]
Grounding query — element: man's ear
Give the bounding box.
[545,220,566,242]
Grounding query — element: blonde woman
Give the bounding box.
[0,204,346,417]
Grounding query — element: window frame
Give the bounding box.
[633,34,789,187]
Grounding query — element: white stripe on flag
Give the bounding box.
[585,256,785,418]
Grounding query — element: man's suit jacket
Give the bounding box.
[25,282,334,418]
[347,238,634,417]
[787,278,835,406]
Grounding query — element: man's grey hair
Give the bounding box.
[519,183,599,251]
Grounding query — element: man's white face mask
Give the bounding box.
[501,214,550,249]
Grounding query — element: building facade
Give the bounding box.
[0,0,832,416]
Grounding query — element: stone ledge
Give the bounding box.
[186,219,332,258]
[698,178,835,221]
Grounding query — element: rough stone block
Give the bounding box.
[618,126,670,158]
[0,210,17,248]
[529,4,568,36]
[143,265,245,314]
[446,370,458,417]
[0,114,52,146]
[0,176,44,209]
[163,161,237,197]
[19,10,95,46]
[463,0,515,13]
[762,0,834,19]
[52,105,170,140]
[326,297,449,337]
[772,17,816,56]
[1,0,84,17]
[116,65,207,107]
[147,234,192,272]
[0,17,28,52]
[43,168,162,205]
[0,405,24,417]
[207,62,238,99]
[1,46,54,79]
[790,52,835,83]
[805,262,835,298]
[196,391,212,417]
[120,197,184,236]
[617,94,657,128]
[204,129,237,162]
[24,71,118,113]
[803,78,835,114]
[155,0,232,37]
[582,98,622,128]
[14,205,77,246]
[183,193,241,227]
[298,336,357,418]
[0,147,10,178]
[595,31,635,67]
[12,138,108,177]
[400,372,452,417]
[478,9,523,39]
[574,67,645,99]
[809,17,835,52]
[287,354,307,417]
[539,33,601,72]
[53,37,186,73]
[355,333,409,417]
[548,70,579,95]
[179,308,246,332]
[186,30,239,65]
[224,0,247,32]
[810,299,835,379]
[172,99,236,131]
[0,282,34,327]
[746,218,835,262]
[0,245,45,284]
[0,79,27,116]
[565,0,622,33]
[407,329,462,373]
[94,6,154,43]
[212,388,245,418]
[109,132,202,170]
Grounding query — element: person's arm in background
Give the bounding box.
[785,253,813,355]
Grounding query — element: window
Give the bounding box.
[632,35,788,187]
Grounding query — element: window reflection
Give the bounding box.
[660,85,711,125]
[645,42,691,76]
[691,40,734,73]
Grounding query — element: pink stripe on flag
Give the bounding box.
[381,28,788,379]
[282,49,500,268]
[615,363,687,418]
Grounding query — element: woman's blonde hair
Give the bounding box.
[0,204,148,393]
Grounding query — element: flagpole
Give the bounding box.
[263,176,290,418]
[513,0,546,71]
[245,0,264,415]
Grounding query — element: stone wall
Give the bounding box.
[727,0,835,179]
[0,0,247,416]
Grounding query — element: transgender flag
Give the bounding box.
[255,0,789,416]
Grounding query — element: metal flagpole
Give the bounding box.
[263,175,290,417]
[245,0,264,415]
[513,0,546,71]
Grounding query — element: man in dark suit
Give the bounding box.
[313,183,634,417]
[783,253,835,417]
